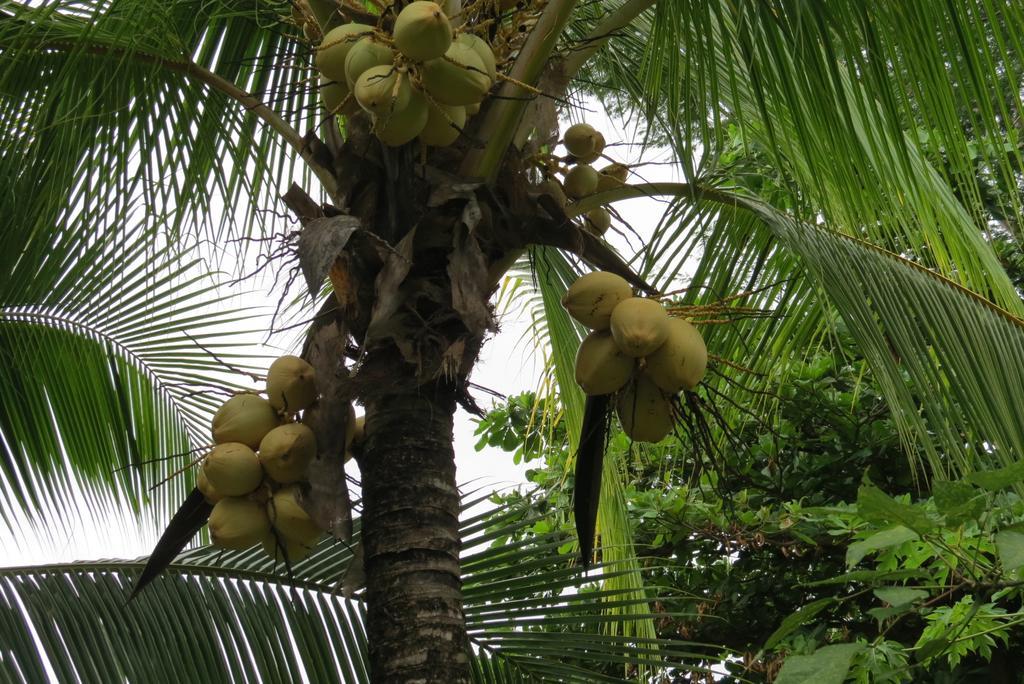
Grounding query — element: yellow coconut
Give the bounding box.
[644,318,708,392]
[576,131,606,164]
[344,37,395,90]
[354,64,409,115]
[420,42,490,106]
[202,442,263,496]
[584,207,612,236]
[209,497,272,550]
[561,271,633,330]
[268,485,323,545]
[212,394,280,449]
[375,88,429,146]
[454,33,497,81]
[262,534,316,564]
[537,178,567,207]
[393,1,453,62]
[419,100,465,146]
[616,375,675,443]
[266,355,317,414]
[563,164,599,199]
[258,423,317,484]
[596,162,628,192]
[609,298,670,358]
[574,330,636,396]
[196,468,223,504]
[316,23,374,82]
[563,122,599,158]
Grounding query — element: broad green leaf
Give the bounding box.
[774,643,864,684]
[846,526,919,568]
[857,484,935,535]
[764,597,836,650]
[995,530,1024,572]
[967,461,1024,491]
[873,587,928,607]
[932,481,987,527]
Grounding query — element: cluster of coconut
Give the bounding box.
[314,1,497,147]
[198,355,362,564]
[562,271,708,443]
[539,122,629,238]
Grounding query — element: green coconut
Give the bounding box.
[262,534,316,564]
[258,423,317,484]
[616,375,675,443]
[644,318,708,392]
[196,468,223,504]
[561,271,633,330]
[584,207,612,236]
[596,162,628,192]
[420,42,490,106]
[576,131,606,164]
[574,330,635,396]
[354,64,411,115]
[268,485,322,545]
[212,394,280,449]
[203,442,263,496]
[609,297,671,358]
[454,33,497,81]
[419,100,465,146]
[393,1,453,62]
[266,355,317,414]
[563,122,599,158]
[537,178,567,207]
[375,87,429,146]
[209,497,272,550]
[465,101,480,115]
[563,164,599,199]
[316,23,374,82]
[319,76,355,117]
[344,37,395,89]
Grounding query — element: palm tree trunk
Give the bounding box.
[358,360,470,683]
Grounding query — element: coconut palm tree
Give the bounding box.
[3,0,1024,681]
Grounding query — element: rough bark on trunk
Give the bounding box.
[358,354,470,683]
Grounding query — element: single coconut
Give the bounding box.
[420,42,490,106]
[212,394,280,449]
[316,23,374,82]
[610,297,671,357]
[266,355,317,414]
[563,123,600,158]
[576,131,606,164]
[537,178,567,207]
[319,76,355,117]
[209,497,272,550]
[196,468,223,504]
[454,32,497,81]
[644,318,708,392]
[584,207,612,236]
[344,37,395,90]
[596,162,628,192]
[393,1,453,62]
[374,87,429,146]
[268,485,322,545]
[616,375,675,443]
[259,423,317,484]
[563,164,599,199]
[574,330,635,396]
[354,64,410,115]
[561,271,633,330]
[262,534,316,564]
[203,442,263,496]
[465,101,480,115]
[419,100,465,146]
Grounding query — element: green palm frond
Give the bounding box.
[1,0,321,250]
[0,493,712,683]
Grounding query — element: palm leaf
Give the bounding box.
[0,493,713,683]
